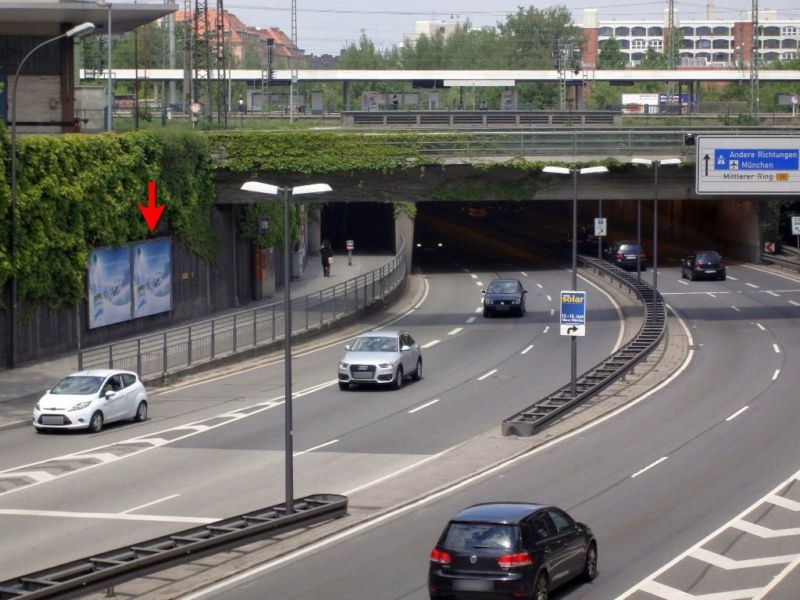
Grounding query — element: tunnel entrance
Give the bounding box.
[321,202,395,254]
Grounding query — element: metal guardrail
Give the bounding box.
[762,249,800,272]
[79,248,406,381]
[502,255,667,436]
[0,494,348,600]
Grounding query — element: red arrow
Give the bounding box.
[138,180,165,232]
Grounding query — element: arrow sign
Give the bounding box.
[567,325,578,334]
[138,181,165,232]
[703,154,710,177]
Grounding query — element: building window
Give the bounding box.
[681,39,694,49]
[764,38,780,49]
[615,26,630,36]
[696,26,711,36]
[599,26,613,36]
[782,39,798,49]
[632,26,646,36]
[763,51,779,61]
[648,39,663,50]
[681,26,694,36]
[783,51,797,60]
[632,38,646,50]
[712,26,730,36]
[763,26,780,36]
[618,39,630,49]
[630,52,645,64]
[712,39,729,49]
[782,26,797,36]
[696,39,711,50]
[648,26,663,36]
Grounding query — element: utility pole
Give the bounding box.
[289,0,298,123]
[750,0,760,117]
[667,0,677,112]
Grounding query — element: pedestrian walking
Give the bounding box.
[320,239,333,276]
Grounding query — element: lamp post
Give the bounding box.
[9,22,96,368]
[631,158,681,293]
[240,180,331,514]
[542,165,608,398]
[97,1,112,131]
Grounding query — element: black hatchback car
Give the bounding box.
[482,279,527,317]
[604,241,647,271]
[429,502,597,600]
[681,251,726,281]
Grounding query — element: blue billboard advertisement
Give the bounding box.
[133,238,172,319]
[88,246,132,329]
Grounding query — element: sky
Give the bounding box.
[160,0,800,56]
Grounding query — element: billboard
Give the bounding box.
[88,246,132,329]
[133,238,172,319]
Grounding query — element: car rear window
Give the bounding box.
[696,252,720,262]
[440,522,518,551]
[51,376,104,395]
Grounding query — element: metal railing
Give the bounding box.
[502,255,667,436]
[79,248,406,381]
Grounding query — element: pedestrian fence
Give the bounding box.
[78,247,406,381]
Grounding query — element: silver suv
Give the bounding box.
[337,330,422,390]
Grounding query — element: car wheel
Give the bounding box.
[412,359,423,381]
[582,543,598,581]
[134,400,148,422]
[394,367,404,389]
[681,268,687,279]
[338,382,350,391]
[533,571,549,600]
[88,411,104,434]
[719,271,726,281]
[483,308,490,318]
[35,427,48,434]
[689,270,696,282]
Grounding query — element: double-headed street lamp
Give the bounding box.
[630,158,682,293]
[542,165,608,398]
[9,22,96,368]
[240,180,332,514]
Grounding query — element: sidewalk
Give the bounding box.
[0,253,393,431]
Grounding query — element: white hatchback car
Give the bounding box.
[33,369,149,433]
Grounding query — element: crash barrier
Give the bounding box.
[761,247,800,273]
[342,110,621,128]
[79,245,406,380]
[0,494,348,600]
[502,255,667,436]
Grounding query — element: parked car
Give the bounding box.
[337,330,422,390]
[681,250,726,281]
[482,279,527,317]
[33,369,149,433]
[604,241,647,271]
[429,502,597,600]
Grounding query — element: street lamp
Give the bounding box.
[542,165,608,398]
[240,180,332,514]
[631,158,681,293]
[9,22,96,368]
[97,1,112,131]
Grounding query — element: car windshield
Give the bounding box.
[487,282,519,294]
[351,336,398,352]
[50,376,105,395]
[441,522,518,551]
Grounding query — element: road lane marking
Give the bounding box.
[765,290,780,297]
[521,345,534,355]
[447,328,462,336]
[477,369,497,381]
[773,344,781,353]
[727,275,738,280]
[543,326,550,333]
[466,317,477,324]
[408,399,440,414]
[631,456,668,478]
[731,306,741,312]
[549,308,555,316]
[536,283,543,289]
[470,274,477,279]
[546,295,552,302]
[725,406,749,421]
[790,300,800,306]
[475,281,483,286]
[706,292,717,298]
[294,439,339,457]
[122,494,181,514]
[520,271,528,277]
[0,508,216,524]
[773,369,780,381]
[755,322,766,331]
[678,279,689,286]
[474,307,482,313]
[421,340,440,349]
[746,282,760,288]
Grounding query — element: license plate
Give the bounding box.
[41,415,65,425]
[453,579,493,592]
[705,269,716,273]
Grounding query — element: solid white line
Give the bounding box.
[755,322,766,331]
[447,328,463,336]
[746,282,760,288]
[477,369,497,381]
[731,305,741,312]
[543,325,550,333]
[765,290,780,297]
[294,439,338,457]
[466,316,476,323]
[421,340,440,349]
[774,343,781,353]
[754,555,800,600]
[521,345,534,355]
[408,399,440,414]
[725,406,749,422]
[546,295,552,302]
[122,494,181,514]
[790,300,800,307]
[631,456,668,478]
[0,508,216,524]
[470,274,478,279]
[743,263,800,284]
[773,369,781,381]
[520,272,528,277]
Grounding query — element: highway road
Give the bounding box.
[186,262,800,600]
[0,241,626,583]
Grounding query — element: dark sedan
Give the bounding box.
[681,250,726,281]
[482,279,527,317]
[429,502,597,600]
[604,241,647,271]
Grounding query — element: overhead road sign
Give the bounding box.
[696,136,800,195]
[560,290,586,337]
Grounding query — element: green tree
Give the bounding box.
[597,37,627,69]
[498,6,581,69]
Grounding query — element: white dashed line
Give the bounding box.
[731,306,741,312]
[536,283,543,289]
[549,308,555,316]
[790,300,800,307]
[447,328,462,336]
[773,344,781,353]
[521,345,534,355]
[521,272,528,277]
[477,369,497,381]
[727,275,738,281]
[631,457,668,479]
[755,322,766,331]
[421,340,440,349]
[466,316,476,323]
[546,295,552,302]
[773,369,781,381]
[765,290,780,297]
[294,439,338,457]
[543,325,550,334]
[474,307,482,313]
[725,406,749,422]
[408,399,440,414]
[475,281,483,287]
[470,274,478,279]
[746,282,760,288]
[678,280,689,286]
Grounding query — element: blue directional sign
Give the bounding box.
[560,290,586,337]
[697,136,800,195]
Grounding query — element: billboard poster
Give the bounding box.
[133,238,172,319]
[88,246,132,329]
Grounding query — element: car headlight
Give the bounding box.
[378,362,393,369]
[512,298,521,304]
[339,362,349,369]
[34,402,40,411]
[68,400,93,411]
